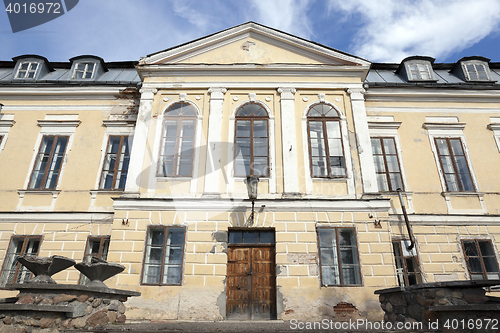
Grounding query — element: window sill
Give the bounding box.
[311,177,347,182]
[156,176,193,182]
[18,189,60,196]
[442,191,483,198]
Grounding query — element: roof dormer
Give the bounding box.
[12,55,53,80]
[451,56,494,82]
[69,55,107,80]
[396,56,436,82]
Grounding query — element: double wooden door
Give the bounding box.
[226,246,276,320]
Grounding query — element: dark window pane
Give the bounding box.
[243,232,259,244]
[259,231,275,244]
[229,231,243,244]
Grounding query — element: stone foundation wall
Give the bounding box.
[0,290,128,332]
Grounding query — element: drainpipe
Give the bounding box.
[397,188,415,250]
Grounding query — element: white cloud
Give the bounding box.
[327,0,500,62]
[249,0,315,39]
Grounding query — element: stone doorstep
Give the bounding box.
[429,304,500,312]
[0,304,72,313]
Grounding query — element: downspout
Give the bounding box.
[397,188,415,250]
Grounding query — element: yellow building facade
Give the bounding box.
[1,23,499,321]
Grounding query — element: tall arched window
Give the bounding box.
[307,104,346,178]
[158,102,197,177]
[234,103,269,177]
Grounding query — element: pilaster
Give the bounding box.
[204,87,227,195]
[124,87,157,193]
[348,88,378,193]
[278,87,300,195]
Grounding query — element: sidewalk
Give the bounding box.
[63,320,435,333]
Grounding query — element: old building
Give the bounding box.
[1,22,500,322]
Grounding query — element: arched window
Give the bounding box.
[158,102,197,177]
[234,103,269,177]
[307,104,345,178]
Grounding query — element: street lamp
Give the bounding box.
[245,176,259,226]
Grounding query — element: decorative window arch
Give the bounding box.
[307,103,346,178]
[234,102,269,177]
[158,102,197,177]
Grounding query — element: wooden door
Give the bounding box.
[227,246,276,320]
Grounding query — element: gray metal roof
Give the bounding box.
[0,58,140,85]
[366,62,500,87]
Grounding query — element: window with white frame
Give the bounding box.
[371,137,404,191]
[317,227,361,286]
[158,103,197,177]
[0,236,41,286]
[99,135,130,190]
[141,226,186,285]
[407,62,432,81]
[73,62,95,79]
[462,62,490,81]
[16,62,39,79]
[28,135,69,190]
[434,137,475,192]
[307,104,346,178]
[234,102,269,177]
[424,121,478,194]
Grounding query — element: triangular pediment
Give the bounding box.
[140,22,370,67]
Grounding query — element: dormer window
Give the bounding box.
[408,63,432,80]
[73,62,95,79]
[16,62,39,79]
[397,56,436,82]
[463,62,489,81]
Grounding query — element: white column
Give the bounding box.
[204,87,227,195]
[348,88,378,193]
[278,87,300,194]
[125,87,157,193]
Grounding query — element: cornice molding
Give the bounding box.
[112,197,391,212]
[366,88,500,103]
[423,122,466,131]
[0,119,15,128]
[367,121,402,130]
[0,87,134,100]
[140,22,370,67]
[0,212,113,224]
[488,123,500,131]
[37,120,81,128]
[102,120,136,127]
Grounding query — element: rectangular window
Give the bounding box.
[159,119,196,177]
[141,226,186,285]
[371,137,404,191]
[393,240,421,287]
[408,63,432,80]
[435,137,474,192]
[464,63,489,81]
[79,236,110,285]
[0,236,41,286]
[73,62,95,79]
[317,227,361,286]
[16,62,38,79]
[462,239,500,280]
[99,136,130,190]
[308,120,345,178]
[29,135,69,190]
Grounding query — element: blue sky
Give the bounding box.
[1,0,500,64]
